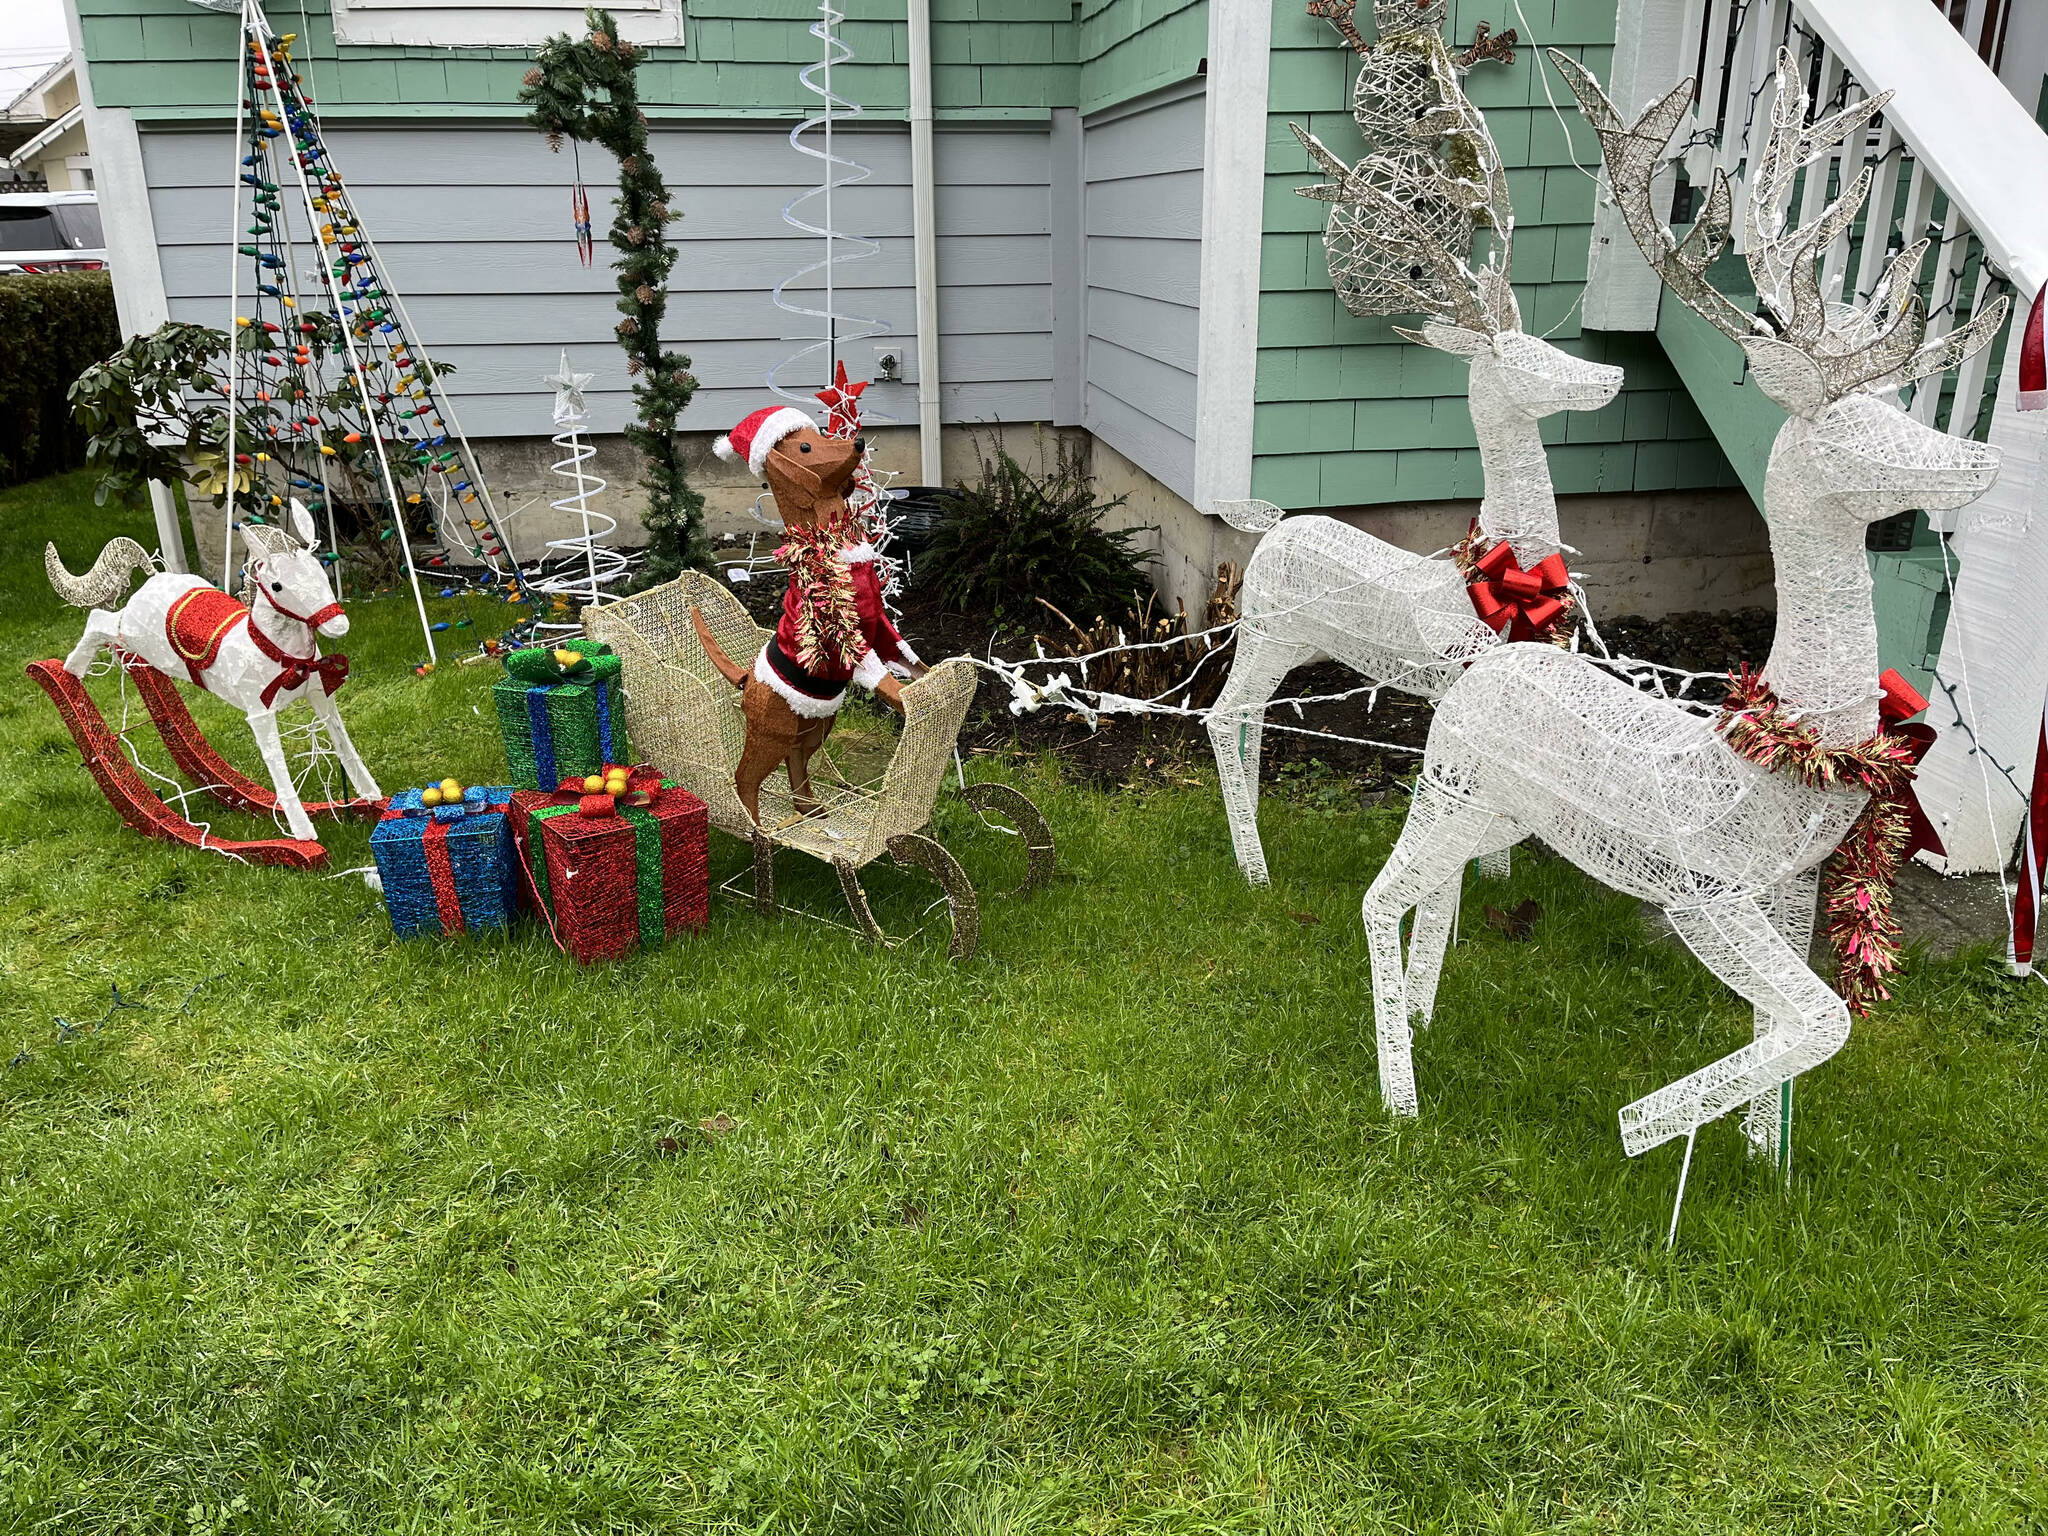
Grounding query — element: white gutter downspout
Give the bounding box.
[62,0,189,573]
[907,0,942,484]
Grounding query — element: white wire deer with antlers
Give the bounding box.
[1357,48,2008,1167]
[1207,62,1623,885]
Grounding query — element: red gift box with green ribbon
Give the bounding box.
[510,766,709,965]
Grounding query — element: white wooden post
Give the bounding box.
[1581,0,1692,332]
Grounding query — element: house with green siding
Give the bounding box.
[59,0,2048,637]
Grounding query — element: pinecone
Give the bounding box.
[634,284,656,305]
[627,357,645,376]
[522,67,542,87]
[673,370,695,388]
[590,29,613,51]
[626,226,647,246]
[617,317,640,337]
[651,202,670,222]
[620,156,639,176]
[545,131,563,154]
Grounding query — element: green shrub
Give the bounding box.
[916,433,1155,629]
[0,272,121,488]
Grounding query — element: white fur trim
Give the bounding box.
[712,433,737,462]
[753,647,844,719]
[893,636,921,667]
[851,648,889,691]
[743,408,815,476]
[839,542,878,564]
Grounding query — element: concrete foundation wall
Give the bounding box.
[1094,434,1776,622]
[185,419,1774,624]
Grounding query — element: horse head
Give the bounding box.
[245,500,348,640]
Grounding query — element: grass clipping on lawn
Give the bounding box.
[3,472,2048,1530]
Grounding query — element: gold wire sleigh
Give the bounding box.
[583,571,1054,958]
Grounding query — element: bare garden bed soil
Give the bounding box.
[730,571,1775,795]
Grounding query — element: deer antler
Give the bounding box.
[1549,51,1760,347]
[1554,47,2010,407]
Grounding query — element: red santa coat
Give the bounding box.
[753,543,921,718]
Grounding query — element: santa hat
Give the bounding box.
[713,406,816,476]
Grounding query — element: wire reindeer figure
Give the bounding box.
[1356,49,2009,1166]
[1208,64,1621,886]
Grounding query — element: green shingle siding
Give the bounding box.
[78,0,1082,121]
[1254,0,1736,509]
[1077,0,1208,116]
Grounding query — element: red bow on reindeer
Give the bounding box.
[1466,541,1572,642]
[1878,669,1944,862]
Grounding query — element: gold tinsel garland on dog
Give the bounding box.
[775,517,865,673]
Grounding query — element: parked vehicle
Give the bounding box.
[0,191,106,275]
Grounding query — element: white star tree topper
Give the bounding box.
[546,352,596,428]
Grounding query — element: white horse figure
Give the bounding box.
[47,499,381,843]
[1207,85,1623,887]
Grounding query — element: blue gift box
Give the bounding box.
[370,785,520,938]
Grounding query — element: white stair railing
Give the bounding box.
[1598,0,2048,872]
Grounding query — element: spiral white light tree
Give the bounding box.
[1359,51,2009,1175]
[1208,71,1622,887]
[529,351,633,633]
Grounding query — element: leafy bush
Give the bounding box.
[68,320,237,505]
[0,272,121,488]
[916,433,1154,629]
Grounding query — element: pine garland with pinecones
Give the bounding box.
[520,7,707,581]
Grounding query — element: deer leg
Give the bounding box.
[1206,627,1311,887]
[246,708,318,842]
[1621,896,1850,1159]
[307,687,381,802]
[1741,870,1821,1172]
[1406,819,1521,1027]
[64,610,119,677]
[1361,777,1517,1116]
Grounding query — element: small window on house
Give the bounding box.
[330,0,681,49]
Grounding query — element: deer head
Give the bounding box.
[1294,51,1623,426]
[1552,47,2006,525]
[244,499,348,638]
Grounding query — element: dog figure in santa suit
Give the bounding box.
[692,404,925,826]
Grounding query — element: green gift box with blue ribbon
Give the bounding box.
[493,638,628,791]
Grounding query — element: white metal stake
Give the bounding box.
[253,14,437,661]
[223,0,253,585]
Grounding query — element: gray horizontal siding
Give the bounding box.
[139,123,1054,438]
[1081,86,1202,502]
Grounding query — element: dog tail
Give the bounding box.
[46,537,153,609]
[690,606,749,690]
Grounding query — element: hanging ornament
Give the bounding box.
[571,143,594,269]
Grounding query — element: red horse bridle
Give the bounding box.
[248,563,349,706]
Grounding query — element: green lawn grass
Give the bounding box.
[3,472,2046,1533]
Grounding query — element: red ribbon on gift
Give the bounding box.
[1878,669,1944,862]
[1466,541,1572,641]
[553,763,663,820]
[421,819,465,934]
